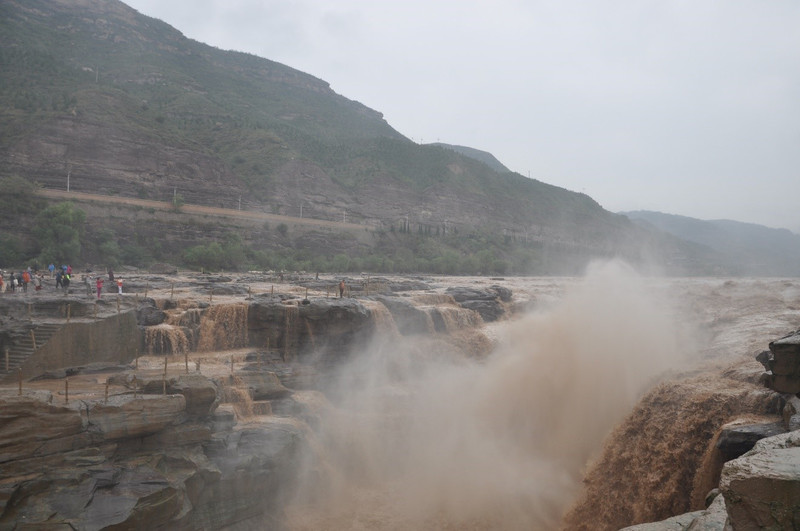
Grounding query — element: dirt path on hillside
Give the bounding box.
[37,189,369,231]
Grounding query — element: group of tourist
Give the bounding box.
[0,265,123,298]
[0,268,43,293]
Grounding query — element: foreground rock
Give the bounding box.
[0,375,305,529]
[758,329,800,394]
[716,420,786,461]
[720,431,800,530]
[620,494,728,530]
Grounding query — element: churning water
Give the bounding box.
[286,261,694,530]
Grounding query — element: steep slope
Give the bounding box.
[0,0,714,274]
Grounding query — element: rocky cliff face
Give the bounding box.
[0,0,665,273]
[0,274,507,528]
[0,382,305,529]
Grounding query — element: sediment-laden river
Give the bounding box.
[282,264,800,529]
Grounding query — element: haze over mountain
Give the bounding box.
[623,211,800,277]
[122,0,800,234]
[0,0,797,276]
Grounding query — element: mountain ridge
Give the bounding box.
[0,0,795,276]
[622,210,800,276]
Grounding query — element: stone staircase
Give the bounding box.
[0,323,62,377]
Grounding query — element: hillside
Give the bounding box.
[0,0,750,275]
[622,211,800,276]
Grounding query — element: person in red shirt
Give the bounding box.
[96,277,104,299]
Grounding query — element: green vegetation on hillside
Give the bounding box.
[0,0,710,275]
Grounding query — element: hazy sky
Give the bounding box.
[123,0,800,232]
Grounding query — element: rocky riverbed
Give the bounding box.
[1,264,799,529]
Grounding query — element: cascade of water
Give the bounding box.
[284,305,299,361]
[197,303,249,352]
[432,306,482,332]
[221,384,254,418]
[561,366,778,530]
[144,324,189,355]
[286,261,690,530]
[304,318,317,352]
[362,301,401,339]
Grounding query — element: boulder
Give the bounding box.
[444,286,508,322]
[445,286,499,302]
[167,374,220,417]
[716,420,786,461]
[210,404,237,432]
[0,394,84,463]
[720,431,800,530]
[87,395,186,440]
[458,299,503,322]
[618,494,729,530]
[232,371,291,400]
[136,299,167,326]
[684,493,729,530]
[490,284,512,302]
[769,331,800,375]
[619,510,705,530]
[82,466,181,529]
[760,330,800,394]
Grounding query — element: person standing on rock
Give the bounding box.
[48,263,55,278]
[116,278,123,294]
[21,270,30,293]
[339,279,345,298]
[62,272,70,293]
[96,277,104,299]
[55,269,63,289]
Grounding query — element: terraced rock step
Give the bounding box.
[0,323,62,376]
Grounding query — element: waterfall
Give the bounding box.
[561,359,777,530]
[197,303,249,352]
[363,301,401,340]
[286,261,689,530]
[431,306,482,332]
[144,324,189,355]
[284,304,299,362]
[221,383,255,419]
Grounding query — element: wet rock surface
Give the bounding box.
[444,285,510,322]
[720,432,800,530]
[716,421,787,461]
[0,273,508,528]
[0,378,302,529]
[759,329,800,394]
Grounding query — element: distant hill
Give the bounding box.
[429,143,510,173]
[622,211,800,276]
